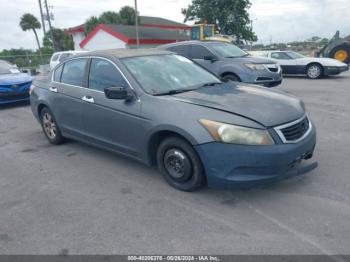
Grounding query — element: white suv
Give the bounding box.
[50,51,87,69]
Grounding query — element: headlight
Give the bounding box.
[245,63,266,70]
[199,119,274,145]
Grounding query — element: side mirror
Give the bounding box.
[104,87,133,101]
[204,55,217,62]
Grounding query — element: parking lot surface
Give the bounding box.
[0,72,350,255]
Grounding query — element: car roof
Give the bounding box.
[53,50,86,55]
[76,48,173,59]
[160,40,225,48]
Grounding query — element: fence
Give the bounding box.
[0,53,52,72]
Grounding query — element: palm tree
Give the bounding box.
[19,13,42,60]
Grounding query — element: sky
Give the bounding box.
[0,0,350,50]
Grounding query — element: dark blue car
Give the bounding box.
[0,60,34,105]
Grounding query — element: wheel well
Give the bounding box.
[37,104,48,118]
[221,72,241,81]
[306,63,324,74]
[147,131,192,166]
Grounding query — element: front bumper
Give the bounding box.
[194,126,317,189]
[0,82,31,105]
[324,65,349,75]
[0,91,30,104]
[244,68,283,88]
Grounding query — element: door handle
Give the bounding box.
[82,96,94,103]
[49,86,58,93]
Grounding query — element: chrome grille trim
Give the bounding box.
[274,115,312,144]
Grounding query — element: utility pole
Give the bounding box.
[38,0,46,35]
[134,0,140,48]
[44,0,56,51]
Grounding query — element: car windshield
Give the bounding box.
[207,42,248,58]
[122,54,221,95]
[286,52,305,59]
[0,60,20,75]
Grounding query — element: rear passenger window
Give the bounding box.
[168,45,190,58]
[53,64,63,82]
[59,53,72,62]
[190,45,213,59]
[88,58,128,92]
[61,58,87,86]
[51,54,60,61]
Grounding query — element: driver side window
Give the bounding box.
[271,52,291,60]
[88,58,128,92]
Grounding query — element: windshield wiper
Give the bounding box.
[154,82,221,96]
[154,89,196,96]
[198,82,221,88]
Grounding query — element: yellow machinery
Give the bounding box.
[190,24,231,43]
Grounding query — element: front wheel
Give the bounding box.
[156,137,206,191]
[306,64,323,79]
[222,74,240,82]
[40,107,65,145]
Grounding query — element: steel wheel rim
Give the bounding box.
[42,112,57,139]
[308,65,321,78]
[164,149,192,182]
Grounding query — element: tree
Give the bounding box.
[19,13,42,58]
[84,6,138,35]
[182,0,257,43]
[43,28,74,51]
[99,11,121,24]
[119,6,138,25]
[84,16,99,35]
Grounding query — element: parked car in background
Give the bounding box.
[0,60,34,105]
[159,41,283,87]
[250,50,349,79]
[30,49,317,191]
[50,51,87,69]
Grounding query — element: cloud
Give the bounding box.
[0,0,349,50]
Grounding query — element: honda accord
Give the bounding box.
[30,49,317,191]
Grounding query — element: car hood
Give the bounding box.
[172,83,305,127]
[0,73,34,85]
[225,56,276,64]
[298,57,348,66]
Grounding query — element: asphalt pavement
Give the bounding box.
[0,71,350,255]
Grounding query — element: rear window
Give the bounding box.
[51,54,60,61]
[61,58,88,86]
[167,45,190,58]
[59,53,73,62]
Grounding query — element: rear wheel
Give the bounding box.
[156,137,206,191]
[306,64,323,79]
[40,107,65,145]
[330,45,350,64]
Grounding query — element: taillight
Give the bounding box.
[29,84,35,95]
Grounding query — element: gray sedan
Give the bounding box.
[160,41,283,87]
[30,49,317,191]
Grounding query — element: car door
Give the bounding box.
[189,44,218,74]
[49,58,88,137]
[81,57,143,158]
[270,52,297,74]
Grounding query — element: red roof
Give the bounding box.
[79,24,189,48]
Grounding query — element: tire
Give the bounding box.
[330,45,350,64]
[156,137,206,191]
[40,107,65,145]
[306,64,323,79]
[222,74,240,82]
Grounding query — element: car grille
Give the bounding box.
[275,116,311,143]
